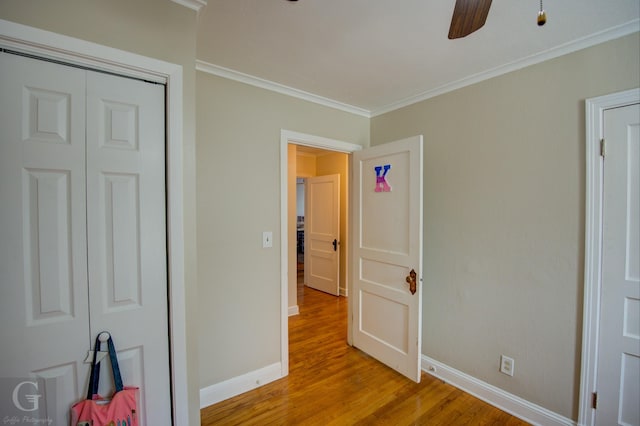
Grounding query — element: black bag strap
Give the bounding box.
[86,332,124,400]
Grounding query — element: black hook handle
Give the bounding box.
[332,239,338,251]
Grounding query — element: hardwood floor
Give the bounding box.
[201,276,529,425]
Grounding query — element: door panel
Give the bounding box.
[305,174,340,296]
[0,52,89,426]
[101,173,142,309]
[352,135,423,382]
[86,71,171,425]
[361,151,413,256]
[596,103,640,425]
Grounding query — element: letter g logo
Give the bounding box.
[12,380,41,412]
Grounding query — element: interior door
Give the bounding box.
[352,135,423,382]
[596,103,640,425]
[86,71,171,425]
[305,174,340,296]
[0,52,91,426]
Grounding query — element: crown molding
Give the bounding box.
[171,0,207,13]
[370,20,640,117]
[195,60,371,118]
[196,20,638,119]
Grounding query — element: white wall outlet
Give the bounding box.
[262,231,273,248]
[500,355,515,377]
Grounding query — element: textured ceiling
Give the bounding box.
[196,0,639,115]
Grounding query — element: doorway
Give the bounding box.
[280,131,425,383]
[279,130,362,376]
[580,88,640,425]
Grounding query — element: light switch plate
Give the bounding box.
[263,231,273,248]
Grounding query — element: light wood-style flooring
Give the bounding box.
[201,275,529,425]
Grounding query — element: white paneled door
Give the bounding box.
[305,174,340,296]
[352,136,423,382]
[596,103,640,426]
[0,52,171,425]
[0,52,90,426]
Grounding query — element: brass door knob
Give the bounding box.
[406,269,417,295]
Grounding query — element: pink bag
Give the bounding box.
[71,333,139,426]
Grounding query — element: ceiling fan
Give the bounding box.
[285,0,491,39]
[448,0,547,39]
[287,0,546,39]
[448,0,493,39]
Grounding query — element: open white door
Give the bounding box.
[305,174,340,296]
[352,135,423,382]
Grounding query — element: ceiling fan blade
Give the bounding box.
[448,0,493,39]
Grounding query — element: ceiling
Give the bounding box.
[195,0,639,116]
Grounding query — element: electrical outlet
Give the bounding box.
[500,355,515,377]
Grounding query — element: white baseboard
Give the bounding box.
[421,356,576,426]
[288,305,299,316]
[200,362,283,409]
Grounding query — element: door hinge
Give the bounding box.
[592,392,598,409]
[600,138,606,158]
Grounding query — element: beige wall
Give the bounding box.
[370,32,640,419]
[196,72,368,386]
[0,1,201,423]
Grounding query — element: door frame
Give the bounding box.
[279,130,362,375]
[579,87,640,426]
[0,19,190,423]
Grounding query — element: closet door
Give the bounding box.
[86,71,171,425]
[0,53,90,424]
[1,52,171,425]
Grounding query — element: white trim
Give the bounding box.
[0,19,191,426]
[171,0,207,13]
[281,130,363,154]
[196,60,371,118]
[579,88,640,426]
[0,21,169,84]
[421,356,576,426]
[199,362,282,409]
[371,20,640,116]
[279,130,362,379]
[288,305,299,316]
[196,21,638,118]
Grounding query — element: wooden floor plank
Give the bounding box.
[201,280,530,425]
